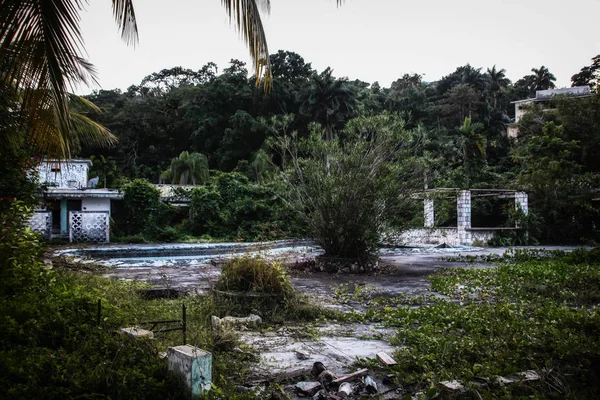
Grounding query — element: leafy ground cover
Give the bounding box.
[0,243,337,399]
[4,204,599,400]
[342,249,600,399]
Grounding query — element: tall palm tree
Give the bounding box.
[2,0,343,157]
[531,66,557,91]
[250,148,272,183]
[303,68,356,141]
[457,64,487,91]
[487,65,510,92]
[456,117,486,181]
[486,65,510,108]
[160,151,209,185]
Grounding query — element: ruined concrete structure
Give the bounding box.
[27,159,123,242]
[399,189,528,246]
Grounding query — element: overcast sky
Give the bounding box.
[77,0,600,94]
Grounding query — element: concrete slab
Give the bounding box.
[120,327,154,339]
[242,324,396,381]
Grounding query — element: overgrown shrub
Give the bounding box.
[0,202,189,399]
[215,256,293,296]
[120,179,181,241]
[272,113,422,258]
[0,145,39,213]
[189,171,303,241]
[0,201,45,296]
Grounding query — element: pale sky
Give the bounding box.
[77,0,600,94]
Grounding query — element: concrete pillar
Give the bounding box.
[514,192,528,232]
[424,199,434,228]
[60,199,68,234]
[514,192,528,215]
[457,190,472,245]
[168,345,212,395]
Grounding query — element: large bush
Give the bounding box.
[215,256,293,295]
[513,101,600,243]
[273,113,422,258]
[120,179,181,240]
[0,202,188,398]
[189,171,303,240]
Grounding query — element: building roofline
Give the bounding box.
[510,94,594,105]
[41,158,93,166]
[43,188,123,199]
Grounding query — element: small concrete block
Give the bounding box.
[438,380,464,392]
[336,382,353,398]
[295,349,311,360]
[120,327,154,339]
[498,370,540,385]
[376,352,397,366]
[168,345,212,395]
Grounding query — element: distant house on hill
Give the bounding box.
[508,86,592,138]
[28,159,123,242]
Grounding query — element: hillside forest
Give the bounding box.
[68,51,600,244]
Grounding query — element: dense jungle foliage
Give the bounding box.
[71,51,600,244]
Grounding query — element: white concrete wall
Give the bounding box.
[81,198,111,214]
[38,160,90,189]
[389,228,499,247]
[26,211,51,239]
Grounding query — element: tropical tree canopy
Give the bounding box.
[1,0,350,158]
[160,151,209,185]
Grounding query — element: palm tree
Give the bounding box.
[160,151,209,185]
[531,66,557,91]
[456,117,486,181]
[486,65,511,108]
[2,0,342,157]
[303,68,356,141]
[250,148,272,183]
[457,64,487,91]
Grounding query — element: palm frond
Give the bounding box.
[221,0,272,91]
[112,0,139,45]
[0,0,135,158]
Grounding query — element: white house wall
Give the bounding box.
[38,161,90,189]
[82,198,111,214]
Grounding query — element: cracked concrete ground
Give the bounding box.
[58,241,583,394]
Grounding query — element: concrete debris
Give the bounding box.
[120,326,154,339]
[382,374,395,385]
[295,381,322,396]
[317,370,337,385]
[437,380,465,392]
[312,361,327,377]
[295,349,311,360]
[211,314,262,330]
[336,382,353,398]
[332,368,369,384]
[376,351,397,366]
[313,388,329,400]
[365,376,378,394]
[498,370,540,385]
[273,366,312,382]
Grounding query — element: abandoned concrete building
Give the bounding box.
[27,159,123,242]
[507,86,592,138]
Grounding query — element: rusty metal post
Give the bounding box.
[182,303,187,345]
[97,298,101,327]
